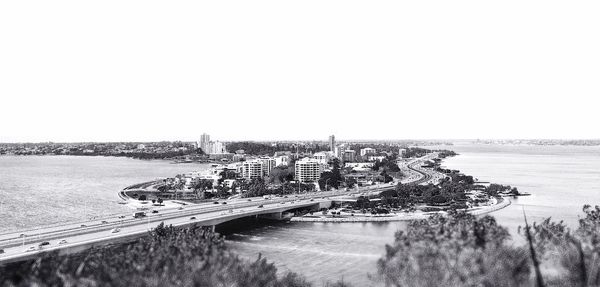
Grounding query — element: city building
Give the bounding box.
[399,148,406,157]
[275,155,290,167]
[328,135,335,152]
[199,133,228,155]
[209,141,227,154]
[343,150,356,162]
[368,155,386,162]
[313,151,331,164]
[232,154,246,162]
[360,148,376,157]
[274,151,292,157]
[259,157,277,176]
[295,157,323,183]
[334,144,345,159]
[200,133,210,153]
[344,162,374,171]
[242,159,264,180]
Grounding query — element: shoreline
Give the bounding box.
[290,197,511,222]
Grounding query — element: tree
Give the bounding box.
[380,171,393,183]
[356,196,370,209]
[215,185,231,198]
[319,158,343,189]
[218,170,237,184]
[268,166,294,184]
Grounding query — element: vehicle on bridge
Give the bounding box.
[111,228,120,233]
[25,246,37,252]
[133,212,146,218]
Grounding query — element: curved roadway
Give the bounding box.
[0,155,441,263]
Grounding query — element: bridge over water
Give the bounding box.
[0,155,439,264]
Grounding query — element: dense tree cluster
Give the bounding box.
[435,168,475,185]
[226,142,328,156]
[267,166,295,185]
[378,205,600,287]
[377,181,470,209]
[377,212,528,287]
[318,159,343,190]
[401,147,432,158]
[372,156,401,173]
[239,179,315,198]
[483,183,520,196]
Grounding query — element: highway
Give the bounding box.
[0,155,442,263]
[400,152,444,185]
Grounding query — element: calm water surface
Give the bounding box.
[1,145,600,286]
[226,144,600,285]
[0,155,209,232]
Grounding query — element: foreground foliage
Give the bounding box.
[378,206,600,287]
[0,224,314,287]
[377,211,530,286]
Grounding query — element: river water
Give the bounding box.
[1,145,600,286]
[0,155,209,233]
[225,143,600,286]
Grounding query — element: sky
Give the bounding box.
[1,0,599,142]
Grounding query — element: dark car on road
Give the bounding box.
[39,241,50,247]
[152,210,159,213]
[190,217,196,220]
[257,205,264,208]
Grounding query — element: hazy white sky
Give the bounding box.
[1,1,598,142]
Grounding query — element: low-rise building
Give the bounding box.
[368,155,386,162]
[275,155,290,167]
[360,148,376,157]
[233,154,246,162]
[345,162,374,172]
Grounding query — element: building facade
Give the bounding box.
[200,133,210,153]
[295,157,323,183]
[313,151,330,164]
[242,160,264,180]
[275,155,290,167]
[329,135,335,152]
[259,157,277,176]
[343,150,356,162]
[360,148,376,157]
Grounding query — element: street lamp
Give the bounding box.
[324,178,330,192]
